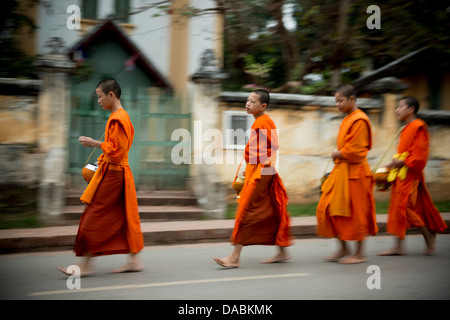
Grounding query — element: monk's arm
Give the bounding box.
[403,126,428,171]
[101,120,128,163]
[79,136,102,148]
[338,120,370,163]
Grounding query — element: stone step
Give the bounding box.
[136,191,198,207]
[61,190,205,225]
[60,205,205,224]
[65,190,198,207]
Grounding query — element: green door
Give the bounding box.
[132,89,191,190]
[67,80,108,186]
[67,82,191,190]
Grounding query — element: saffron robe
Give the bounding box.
[316,109,378,241]
[231,114,292,247]
[75,108,144,256]
[386,118,447,239]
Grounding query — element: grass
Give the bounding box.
[225,201,450,219]
[0,210,43,229]
[1,201,449,229]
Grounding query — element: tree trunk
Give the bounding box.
[269,0,298,81]
[330,0,350,88]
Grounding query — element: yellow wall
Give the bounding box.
[169,0,190,94]
[401,74,430,110]
[216,94,450,203]
[0,95,38,144]
[401,71,450,111]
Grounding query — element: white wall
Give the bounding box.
[37,0,220,84]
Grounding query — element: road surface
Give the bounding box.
[1,234,449,303]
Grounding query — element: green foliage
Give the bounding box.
[300,79,328,95]
[0,0,39,79]
[243,55,277,82]
[222,0,450,92]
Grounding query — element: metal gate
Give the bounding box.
[129,88,191,189]
[67,84,191,190]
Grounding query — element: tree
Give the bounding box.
[221,0,297,90]
[0,0,39,79]
[292,0,450,93]
[58,0,450,93]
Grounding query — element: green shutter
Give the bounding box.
[115,0,130,23]
[82,0,97,20]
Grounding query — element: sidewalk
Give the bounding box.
[0,213,449,254]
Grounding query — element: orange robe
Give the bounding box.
[387,119,447,239]
[75,108,144,256]
[316,109,378,241]
[231,114,292,247]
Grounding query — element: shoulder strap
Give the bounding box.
[83,132,105,166]
[372,125,405,173]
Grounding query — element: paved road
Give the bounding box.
[1,235,449,302]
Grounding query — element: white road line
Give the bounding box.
[28,272,310,297]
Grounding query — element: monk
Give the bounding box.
[213,89,292,268]
[58,78,144,276]
[378,96,447,256]
[316,84,378,264]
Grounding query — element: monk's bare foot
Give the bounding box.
[424,233,436,256]
[261,252,291,264]
[338,254,367,264]
[324,249,348,262]
[213,257,239,268]
[109,263,144,273]
[57,266,95,277]
[377,248,405,256]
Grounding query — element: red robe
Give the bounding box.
[231,114,292,247]
[316,109,378,241]
[75,108,144,256]
[387,118,447,239]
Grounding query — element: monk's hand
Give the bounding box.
[332,150,342,161]
[79,136,96,148]
[390,158,405,169]
[386,160,396,169]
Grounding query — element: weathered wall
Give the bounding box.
[218,92,450,204]
[0,79,42,214]
[2,72,449,224]
[0,54,75,224]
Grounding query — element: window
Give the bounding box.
[115,0,130,23]
[82,0,97,20]
[222,111,253,149]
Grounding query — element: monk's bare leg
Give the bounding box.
[339,241,367,264]
[79,256,95,274]
[261,246,291,263]
[324,240,349,261]
[110,253,144,273]
[57,255,95,277]
[377,237,405,256]
[419,227,436,255]
[213,244,242,268]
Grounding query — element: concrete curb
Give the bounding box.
[0,214,449,254]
